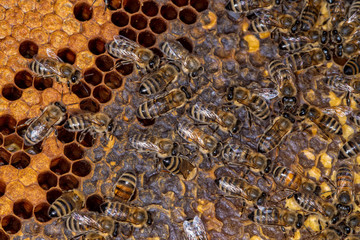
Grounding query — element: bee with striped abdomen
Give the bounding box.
[338,133,360,160]
[335,162,355,215]
[113,172,137,202]
[284,47,329,72]
[183,216,208,240]
[225,0,276,14]
[291,0,321,33]
[48,189,85,218]
[162,156,197,181]
[343,55,360,76]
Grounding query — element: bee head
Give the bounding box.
[338,192,351,205]
[256,192,267,205]
[296,214,303,229]
[71,70,81,83]
[212,142,222,157]
[146,211,153,225]
[352,80,360,93]
[190,67,204,79]
[148,55,160,70]
[231,120,242,134]
[171,142,178,156]
[299,104,309,117]
[227,87,234,101]
[264,159,272,173]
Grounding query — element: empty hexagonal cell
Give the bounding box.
[0,230,9,240]
[76,131,95,148]
[0,115,16,135]
[190,0,208,12]
[161,4,178,20]
[115,60,134,75]
[124,0,140,13]
[1,215,21,234]
[0,179,6,197]
[57,127,75,144]
[64,143,84,161]
[34,77,53,91]
[0,148,11,166]
[96,55,114,72]
[19,40,39,59]
[86,194,104,213]
[172,0,188,7]
[119,28,137,42]
[13,199,33,219]
[111,11,129,27]
[50,157,71,175]
[14,70,33,89]
[142,1,158,16]
[179,8,197,24]
[11,152,30,169]
[177,37,193,52]
[84,68,103,86]
[4,134,23,153]
[130,14,148,30]
[46,188,62,204]
[71,81,91,98]
[80,98,100,113]
[150,17,167,34]
[2,84,22,101]
[93,85,112,103]
[88,38,106,55]
[104,71,122,89]
[73,2,93,21]
[34,203,51,222]
[59,174,79,191]
[57,48,76,64]
[72,160,92,177]
[138,31,156,48]
[37,171,58,190]
[137,116,155,127]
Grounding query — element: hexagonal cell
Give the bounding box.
[0,115,16,135]
[177,37,193,52]
[50,157,71,175]
[172,0,188,7]
[57,127,75,144]
[142,1,158,17]
[10,151,30,169]
[86,194,104,213]
[179,8,197,24]
[23,142,43,155]
[104,71,122,89]
[150,17,167,34]
[190,0,208,12]
[34,203,51,222]
[76,131,95,148]
[72,81,91,98]
[73,2,93,22]
[57,48,76,65]
[72,160,92,177]
[46,188,62,204]
[161,4,178,20]
[119,28,137,42]
[124,0,140,13]
[130,14,148,30]
[115,60,134,76]
[93,85,112,103]
[84,68,103,86]
[137,117,155,127]
[96,55,114,72]
[4,134,23,153]
[88,38,106,55]
[13,199,33,219]
[80,98,100,113]
[150,47,164,58]
[14,70,33,89]
[111,11,129,27]
[0,148,11,166]
[107,0,122,10]
[64,143,84,161]
[59,174,79,191]
[138,31,156,48]
[2,84,22,101]
[0,230,9,240]
[1,215,21,234]
[0,179,6,197]
[37,171,58,190]
[19,40,39,59]
[34,77,53,91]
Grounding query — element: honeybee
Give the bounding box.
[338,132,360,160]
[346,212,360,229]
[284,47,329,72]
[313,229,341,240]
[337,16,359,41]
[247,13,276,33]
[257,113,294,154]
[29,48,81,91]
[139,63,180,96]
[100,201,152,228]
[24,101,67,146]
[350,110,360,126]
[106,35,160,73]
[136,86,191,119]
[225,0,276,14]
[322,75,360,106]
[291,0,321,33]
[48,189,85,218]
[278,36,309,54]
[347,0,360,21]
[183,216,208,240]
[335,162,355,215]
[162,156,197,181]
[188,103,241,135]
[160,40,204,79]
[343,55,360,76]
[113,172,137,202]
[215,176,267,205]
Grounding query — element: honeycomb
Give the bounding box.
[0,0,359,239]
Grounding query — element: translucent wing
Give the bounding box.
[183,219,197,240]
[129,135,160,152]
[191,103,220,122]
[161,40,186,60]
[113,35,140,60]
[32,55,60,76]
[177,122,203,147]
[46,48,64,63]
[71,212,105,232]
[322,106,352,117]
[192,216,208,240]
[254,88,279,100]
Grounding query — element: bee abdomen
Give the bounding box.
[101,202,128,222]
[344,57,360,76]
[139,75,164,95]
[48,198,73,217]
[114,172,137,202]
[137,101,155,119]
[338,139,360,159]
[251,96,270,120]
[64,115,91,132]
[320,115,342,135]
[162,156,181,174]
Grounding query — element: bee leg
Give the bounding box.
[17,117,37,128]
[247,109,253,128]
[78,128,91,143]
[53,128,60,148]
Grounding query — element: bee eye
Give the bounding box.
[149,61,154,68]
[107,123,113,131]
[71,76,77,83]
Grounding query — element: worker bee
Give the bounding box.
[139,63,180,96]
[337,16,359,41]
[347,0,360,21]
[278,36,309,54]
[338,132,360,160]
[335,163,355,215]
[291,0,321,33]
[106,35,160,73]
[183,216,208,240]
[350,110,360,126]
[162,156,198,181]
[284,47,330,72]
[136,86,191,120]
[28,49,82,91]
[24,101,67,146]
[48,189,85,218]
[215,176,267,205]
[343,55,360,76]
[257,113,294,154]
[268,59,296,86]
[100,201,152,228]
[113,172,137,202]
[225,0,276,14]
[313,229,341,240]
[247,13,276,33]
[64,113,116,143]
[346,212,360,229]
[188,103,241,135]
[160,40,204,79]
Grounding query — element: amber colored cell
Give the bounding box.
[12,25,30,42]
[124,0,140,13]
[42,13,62,33]
[88,37,106,55]
[14,70,33,89]
[111,11,129,27]
[64,143,84,161]
[46,188,62,204]
[1,36,18,56]
[161,4,178,20]
[142,1,158,17]
[57,127,75,144]
[0,166,18,184]
[69,34,89,53]
[190,0,208,12]
[59,174,79,191]
[177,37,193,52]
[35,0,54,15]
[86,194,104,213]
[95,55,114,72]
[76,131,94,148]
[34,77,53,91]
[1,215,21,234]
[72,81,91,99]
[0,5,5,21]
[115,60,134,75]
[18,168,37,186]
[74,2,93,21]
[50,30,69,49]
[6,181,24,200]
[119,28,137,42]
[22,89,41,106]
[54,0,73,18]
[62,18,82,36]
[72,160,92,177]
[75,51,95,70]
[0,179,6,197]
[82,20,101,38]
[0,21,11,39]
[9,100,30,122]
[93,85,112,103]
[0,115,16,135]
[6,7,24,25]
[37,171,57,190]
[30,28,49,45]
[85,68,103,86]
[0,230,9,240]
[150,18,167,34]
[172,0,188,7]
[104,71,122,89]
[50,157,71,175]
[4,134,23,153]
[138,31,156,47]
[11,152,30,169]
[2,84,22,101]
[13,199,33,219]
[180,8,197,24]
[137,117,155,127]
[80,98,100,113]
[131,14,148,30]
[34,203,51,222]
[57,48,76,65]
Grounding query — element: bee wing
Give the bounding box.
[322,106,352,117]
[161,40,185,60]
[192,103,220,122]
[192,216,208,240]
[46,48,65,63]
[253,88,279,100]
[71,212,105,232]
[113,35,141,61]
[183,219,197,240]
